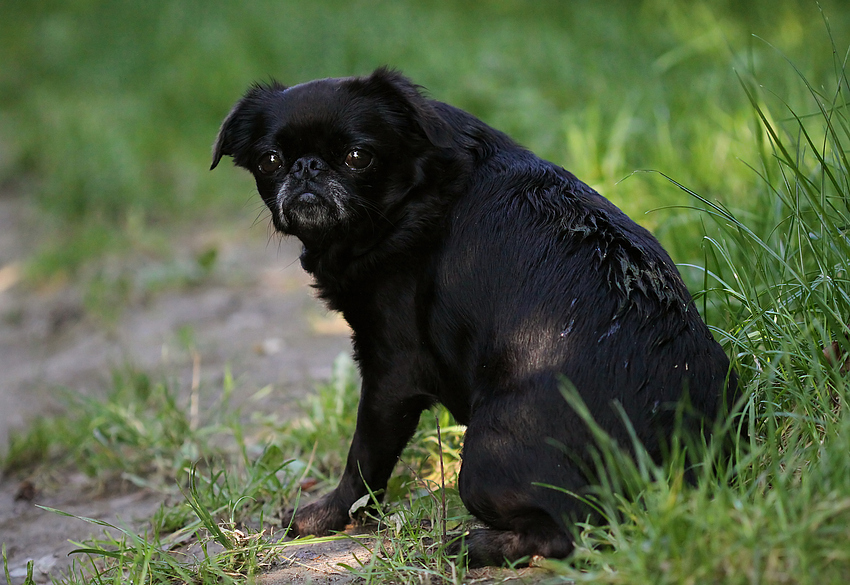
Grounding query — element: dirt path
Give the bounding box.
[0,195,356,583]
[0,201,352,452]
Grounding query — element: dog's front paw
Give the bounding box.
[282,493,351,537]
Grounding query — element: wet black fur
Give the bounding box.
[212,68,737,567]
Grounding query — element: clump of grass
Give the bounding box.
[2,352,470,584]
[342,488,472,585]
[2,415,83,476]
[3,545,35,585]
[3,366,225,482]
[41,478,291,585]
[547,25,850,585]
[3,360,313,583]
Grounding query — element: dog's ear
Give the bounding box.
[361,67,453,149]
[211,82,287,170]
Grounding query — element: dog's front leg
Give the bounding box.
[285,380,430,536]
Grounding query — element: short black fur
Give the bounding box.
[212,68,737,567]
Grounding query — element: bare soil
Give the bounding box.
[0,193,353,583]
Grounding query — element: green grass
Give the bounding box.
[1,0,848,284]
[545,24,850,585]
[2,354,467,584]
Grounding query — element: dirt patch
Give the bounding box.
[0,196,355,583]
[259,538,550,585]
[0,206,352,452]
[1,476,164,583]
[258,532,372,585]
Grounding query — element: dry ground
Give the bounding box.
[0,193,356,583]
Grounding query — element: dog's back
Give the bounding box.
[428,101,734,435]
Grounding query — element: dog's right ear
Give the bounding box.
[211,82,287,170]
[360,67,454,150]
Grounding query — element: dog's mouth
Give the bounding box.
[293,192,320,205]
[273,180,349,242]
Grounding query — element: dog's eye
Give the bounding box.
[344,149,373,170]
[258,152,282,175]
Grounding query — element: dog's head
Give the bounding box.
[211,68,452,249]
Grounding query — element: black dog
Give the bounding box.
[211,68,736,566]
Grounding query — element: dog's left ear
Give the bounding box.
[211,82,287,170]
[362,67,453,149]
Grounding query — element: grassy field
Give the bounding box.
[1,0,846,281]
[3,0,850,583]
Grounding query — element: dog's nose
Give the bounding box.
[291,156,328,180]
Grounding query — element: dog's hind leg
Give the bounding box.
[451,399,591,566]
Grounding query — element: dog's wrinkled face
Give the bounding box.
[211,70,450,248]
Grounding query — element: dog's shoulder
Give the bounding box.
[458,148,694,317]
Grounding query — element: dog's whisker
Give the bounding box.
[251,207,269,229]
